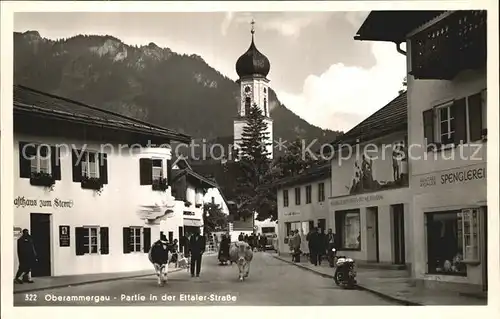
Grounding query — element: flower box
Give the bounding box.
[81,176,104,192]
[30,172,55,188]
[152,177,168,191]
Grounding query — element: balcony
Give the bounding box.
[410,10,486,80]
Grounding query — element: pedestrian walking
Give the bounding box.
[14,229,37,284]
[318,228,326,265]
[307,227,321,266]
[291,230,301,262]
[188,229,206,277]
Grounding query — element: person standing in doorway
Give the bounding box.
[14,229,37,284]
[188,229,206,277]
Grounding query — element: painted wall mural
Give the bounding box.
[332,138,409,197]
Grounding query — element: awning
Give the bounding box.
[183,218,203,227]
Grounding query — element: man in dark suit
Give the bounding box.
[188,229,206,277]
[14,229,37,284]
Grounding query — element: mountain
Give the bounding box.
[14,31,341,157]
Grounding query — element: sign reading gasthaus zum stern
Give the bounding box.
[14,196,74,209]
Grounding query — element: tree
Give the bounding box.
[233,104,276,221]
[275,137,317,178]
[202,202,229,235]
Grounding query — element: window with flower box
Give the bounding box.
[72,149,108,190]
[140,158,168,191]
[18,142,61,187]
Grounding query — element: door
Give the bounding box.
[392,204,406,265]
[366,207,379,262]
[30,213,51,277]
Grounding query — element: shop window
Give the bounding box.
[425,210,478,276]
[283,189,289,207]
[75,226,109,255]
[306,185,312,204]
[335,209,361,250]
[122,227,151,254]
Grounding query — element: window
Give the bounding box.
[425,210,475,276]
[295,187,301,205]
[283,189,289,207]
[423,90,487,149]
[335,209,361,250]
[244,97,251,116]
[264,98,267,116]
[152,159,163,181]
[30,145,51,174]
[437,104,455,145]
[305,185,312,204]
[129,227,142,252]
[318,182,325,202]
[75,226,109,256]
[82,152,99,178]
[84,227,100,254]
[123,227,151,254]
[212,196,215,204]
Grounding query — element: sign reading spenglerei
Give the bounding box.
[14,196,74,209]
[418,165,486,188]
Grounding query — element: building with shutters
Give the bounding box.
[13,85,191,277]
[355,11,488,292]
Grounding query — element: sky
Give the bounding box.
[14,12,407,132]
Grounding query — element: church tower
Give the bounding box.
[233,20,273,159]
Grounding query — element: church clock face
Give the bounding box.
[244,86,252,95]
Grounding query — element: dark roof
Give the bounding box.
[172,168,218,189]
[329,91,407,151]
[14,85,191,144]
[354,11,446,42]
[190,161,241,202]
[274,164,331,189]
[236,32,270,78]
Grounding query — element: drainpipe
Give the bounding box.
[396,41,406,56]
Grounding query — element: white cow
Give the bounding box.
[229,241,254,281]
[148,239,175,286]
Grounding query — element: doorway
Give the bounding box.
[366,207,379,262]
[30,213,52,277]
[391,204,406,265]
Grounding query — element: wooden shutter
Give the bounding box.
[99,153,108,184]
[143,227,152,253]
[123,227,131,254]
[468,93,483,141]
[19,142,34,178]
[75,227,86,256]
[51,146,61,180]
[139,158,153,185]
[452,98,467,145]
[100,227,109,255]
[72,149,82,182]
[422,109,435,148]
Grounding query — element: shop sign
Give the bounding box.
[330,194,384,206]
[284,212,300,216]
[14,196,74,209]
[417,165,486,189]
[59,225,70,247]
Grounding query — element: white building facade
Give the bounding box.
[328,93,412,267]
[276,165,331,255]
[13,85,191,277]
[355,10,488,291]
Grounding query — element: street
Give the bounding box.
[15,252,396,306]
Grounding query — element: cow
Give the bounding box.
[148,238,176,286]
[229,241,254,281]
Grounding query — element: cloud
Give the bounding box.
[276,42,406,132]
[221,12,234,36]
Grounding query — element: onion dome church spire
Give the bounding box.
[235,19,271,78]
